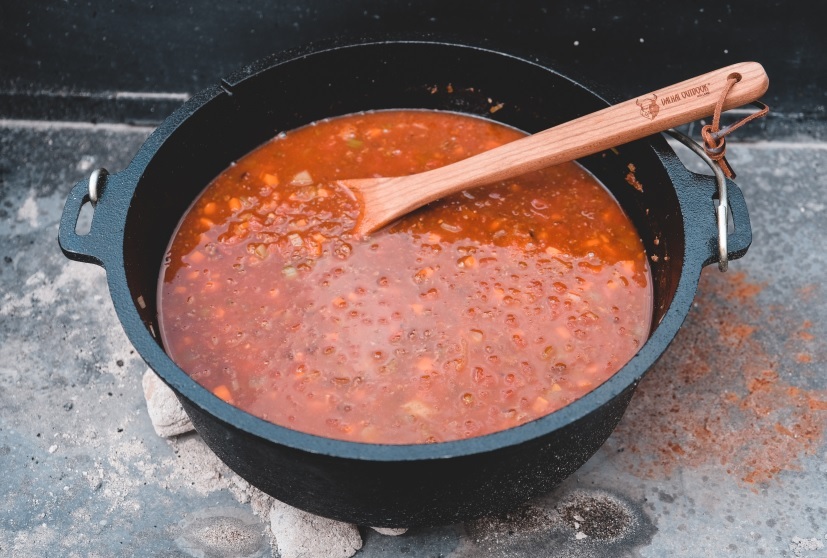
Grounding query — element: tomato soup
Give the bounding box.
[158,110,652,444]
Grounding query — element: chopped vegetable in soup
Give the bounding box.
[158,110,652,444]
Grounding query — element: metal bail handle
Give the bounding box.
[664,129,730,272]
[88,168,108,204]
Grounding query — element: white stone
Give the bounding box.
[370,526,408,536]
[141,369,194,437]
[269,499,362,558]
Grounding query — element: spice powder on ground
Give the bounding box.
[610,269,826,485]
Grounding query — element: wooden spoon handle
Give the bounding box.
[354,61,768,233]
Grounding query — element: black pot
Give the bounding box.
[58,39,751,527]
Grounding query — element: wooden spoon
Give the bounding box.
[341,62,768,235]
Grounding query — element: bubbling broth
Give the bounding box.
[158,110,653,444]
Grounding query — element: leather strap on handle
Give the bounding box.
[701,74,770,178]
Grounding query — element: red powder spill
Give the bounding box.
[610,271,826,486]
[798,284,818,301]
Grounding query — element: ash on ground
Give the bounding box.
[459,489,655,558]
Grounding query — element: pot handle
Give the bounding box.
[726,179,752,262]
[58,168,112,267]
[665,129,751,271]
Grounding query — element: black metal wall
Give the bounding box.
[1,1,824,135]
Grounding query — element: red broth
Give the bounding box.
[158,110,652,444]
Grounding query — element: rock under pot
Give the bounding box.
[59,39,752,527]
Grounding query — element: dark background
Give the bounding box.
[1,1,825,137]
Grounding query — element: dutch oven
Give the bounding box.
[58,39,752,527]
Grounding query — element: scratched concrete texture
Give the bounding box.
[0,120,825,557]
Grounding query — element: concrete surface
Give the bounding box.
[1,118,825,557]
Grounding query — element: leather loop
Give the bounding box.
[700,74,769,179]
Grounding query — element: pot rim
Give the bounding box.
[75,38,719,462]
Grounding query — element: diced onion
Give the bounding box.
[290,170,313,185]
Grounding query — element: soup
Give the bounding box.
[158,110,652,444]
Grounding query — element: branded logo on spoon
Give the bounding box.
[636,94,659,120]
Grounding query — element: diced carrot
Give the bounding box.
[531,396,549,413]
[228,197,242,211]
[413,267,434,282]
[360,425,380,442]
[203,202,217,216]
[262,173,280,186]
[212,385,233,403]
[415,357,433,370]
[458,255,476,268]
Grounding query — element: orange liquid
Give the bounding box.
[158,110,652,444]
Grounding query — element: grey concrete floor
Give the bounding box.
[1,119,825,557]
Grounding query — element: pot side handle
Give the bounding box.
[58,169,111,267]
[725,179,752,262]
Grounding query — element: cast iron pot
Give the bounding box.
[58,39,751,527]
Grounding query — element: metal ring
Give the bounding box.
[664,129,728,272]
[88,168,108,204]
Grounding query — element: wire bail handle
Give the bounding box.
[88,168,109,205]
[664,130,730,271]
